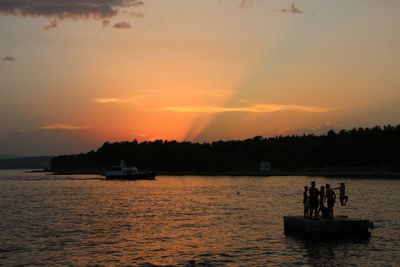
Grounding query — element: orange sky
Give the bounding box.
[1,0,400,155]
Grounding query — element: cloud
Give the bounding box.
[37,123,87,130]
[102,19,111,27]
[131,12,145,18]
[94,96,145,105]
[43,19,58,30]
[113,21,132,29]
[163,89,232,98]
[95,98,123,104]
[2,56,15,61]
[0,0,144,20]
[239,0,255,9]
[280,2,303,14]
[163,104,337,113]
[15,123,87,134]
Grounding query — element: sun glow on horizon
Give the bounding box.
[1,1,400,155]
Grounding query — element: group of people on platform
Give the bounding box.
[303,181,348,219]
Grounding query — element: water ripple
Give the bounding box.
[0,171,399,266]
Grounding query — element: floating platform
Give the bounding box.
[283,216,373,238]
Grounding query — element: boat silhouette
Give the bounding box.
[105,160,156,180]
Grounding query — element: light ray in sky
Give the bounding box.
[1,0,400,155]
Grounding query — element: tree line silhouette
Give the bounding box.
[51,125,400,172]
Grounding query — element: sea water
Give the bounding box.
[0,170,399,266]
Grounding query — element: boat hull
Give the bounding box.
[106,171,156,180]
[283,216,372,239]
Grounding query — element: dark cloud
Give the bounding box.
[2,56,15,61]
[0,0,144,20]
[113,21,131,29]
[43,19,58,30]
[280,3,303,14]
[102,19,111,27]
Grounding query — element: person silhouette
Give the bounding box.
[303,186,309,218]
[308,181,319,219]
[335,183,348,206]
[325,184,336,218]
[317,186,325,217]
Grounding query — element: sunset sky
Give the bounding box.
[1,0,399,156]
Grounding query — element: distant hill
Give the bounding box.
[0,155,21,160]
[0,156,53,169]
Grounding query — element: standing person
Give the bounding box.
[335,183,348,206]
[317,186,325,217]
[308,181,319,219]
[303,186,309,218]
[325,184,336,218]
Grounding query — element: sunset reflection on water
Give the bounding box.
[0,171,399,266]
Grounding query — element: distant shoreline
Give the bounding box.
[46,168,400,179]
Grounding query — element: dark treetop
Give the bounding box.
[51,125,400,174]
